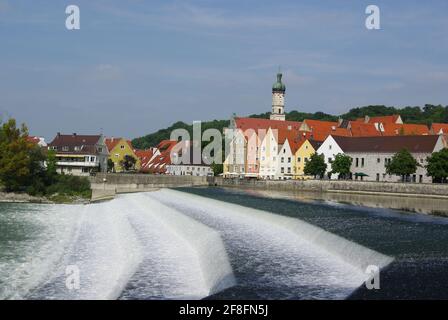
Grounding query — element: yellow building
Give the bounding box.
[293,140,321,179]
[105,137,141,172]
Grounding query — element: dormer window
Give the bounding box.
[62,146,69,151]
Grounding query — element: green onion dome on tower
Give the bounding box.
[272,73,286,93]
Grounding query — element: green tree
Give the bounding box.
[426,148,448,183]
[107,158,115,173]
[46,149,57,179]
[211,161,223,176]
[331,153,353,179]
[304,153,327,179]
[385,149,419,182]
[0,119,34,191]
[120,155,137,172]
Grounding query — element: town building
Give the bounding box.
[48,133,108,176]
[293,139,322,179]
[105,137,141,172]
[317,135,445,182]
[166,143,213,176]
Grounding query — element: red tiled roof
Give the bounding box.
[357,115,401,124]
[431,123,448,134]
[382,123,430,136]
[104,137,133,151]
[301,119,351,141]
[235,117,302,133]
[27,136,41,145]
[349,121,382,137]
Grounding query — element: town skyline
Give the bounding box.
[1,0,448,140]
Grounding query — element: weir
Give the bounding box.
[122,194,235,298]
[156,189,394,273]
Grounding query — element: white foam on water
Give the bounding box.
[1,194,234,300]
[119,193,235,299]
[0,204,81,299]
[27,200,144,300]
[149,189,394,299]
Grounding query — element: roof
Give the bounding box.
[357,115,401,124]
[382,123,430,136]
[105,137,133,152]
[300,119,351,141]
[308,139,323,150]
[27,136,43,144]
[331,135,440,153]
[48,133,103,154]
[431,123,448,134]
[234,117,301,133]
[349,121,382,137]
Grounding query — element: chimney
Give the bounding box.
[73,133,77,137]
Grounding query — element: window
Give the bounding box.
[287,167,291,174]
[62,146,69,151]
[361,158,365,167]
[377,158,381,163]
[98,147,103,152]
[90,156,95,162]
[328,158,333,163]
[329,145,332,150]
[355,158,359,167]
[297,157,301,163]
[281,157,284,163]
[121,145,125,149]
[288,157,291,163]
[281,167,284,173]
[115,154,119,158]
[283,149,286,154]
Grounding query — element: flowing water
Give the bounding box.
[1,187,447,300]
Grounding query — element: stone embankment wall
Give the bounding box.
[213,178,448,198]
[90,173,209,201]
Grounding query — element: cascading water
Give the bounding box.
[0,194,234,300]
[148,189,392,299]
[0,188,395,300]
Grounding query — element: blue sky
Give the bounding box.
[0,0,447,140]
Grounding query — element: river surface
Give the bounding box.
[1,187,447,299]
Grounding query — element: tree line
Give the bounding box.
[132,104,448,149]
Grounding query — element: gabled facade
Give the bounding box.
[277,138,294,179]
[259,128,279,179]
[105,137,141,172]
[293,140,322,179]
[315,135,345,179]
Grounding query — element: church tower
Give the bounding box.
[270,72,286,121]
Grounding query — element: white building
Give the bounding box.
[259,128,279,179]
[317,135,445,182]
[277,138,294,180]
[48,133,109,176]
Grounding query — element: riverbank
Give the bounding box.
[214,177,448,199]
[0,191,90,204]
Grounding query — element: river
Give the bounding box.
[1,187,447,299]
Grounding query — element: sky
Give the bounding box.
[0,0,447,140]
